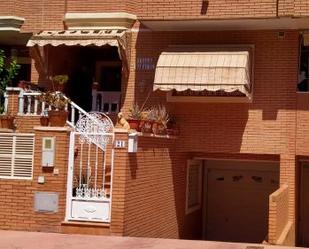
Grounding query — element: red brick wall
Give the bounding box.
[129,30,298,155]
[0,0,139,33]
[294,0,309,17]
[269,184,291,244]
[125,29,299,233]
[278,0,295,16]
[66,0,126,13]
[3,1,309,35]
[16,116,41,133]
[2,28,302,243]
[138,0,277,19]
[1,1,307,243]
[6,89,20,116]
[110,131,128,235]
[0,0,24,17]
[22,0,66,32]
[0,129,70,232]
[296,93,309,156]
[122,136,202,239]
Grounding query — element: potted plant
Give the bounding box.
[153,105,169,135]
[0,49,20,129]
[141,107,156,133]
[52,74,68,92]
[40,109,49,126]
[0,109,15,129]
[128,103,142,131]
[37,91,69,127]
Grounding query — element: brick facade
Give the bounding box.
[268,184,291,245]
[0,128,70,232]
[1,0,309,246]
[3,0,309,33]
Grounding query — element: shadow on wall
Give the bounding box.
[125,137,202,239]
[29,46,51,87]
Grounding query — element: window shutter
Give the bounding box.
[0,135,13,177]
[13,157,33,178]
[0,134,34,179]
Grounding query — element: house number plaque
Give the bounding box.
[114,140,126,149]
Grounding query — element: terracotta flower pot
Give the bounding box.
[0,115,15,129]
[141,120,153,133]
[127,119,140,131]
[48,110,68,127]
[40,116,49,126]
[153,122,166,135]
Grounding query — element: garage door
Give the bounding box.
[206,161,279,243]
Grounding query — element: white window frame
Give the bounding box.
[186,159,203,214]
[0,133,34,180]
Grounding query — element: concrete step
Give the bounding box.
[61,221,110,236]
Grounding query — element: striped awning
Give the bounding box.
[153,50,252,97]
[26,29,126,47]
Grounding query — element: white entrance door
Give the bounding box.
[206,163,279,243]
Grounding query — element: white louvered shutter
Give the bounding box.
[13,136,34,178]
[0,134,34,179]
[0,135,14,177]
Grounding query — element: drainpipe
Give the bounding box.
[276,0,279,18]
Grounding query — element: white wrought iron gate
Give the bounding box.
[65,112,114,222]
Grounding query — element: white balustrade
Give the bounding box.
[18,91,42,116]
[5,88,113,131]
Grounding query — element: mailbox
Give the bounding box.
[128,133,138,153]
[42,137,55,167]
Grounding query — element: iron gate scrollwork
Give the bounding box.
[65,112,115,222]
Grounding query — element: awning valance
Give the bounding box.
[153,50,252,97]
[26,29,126,47]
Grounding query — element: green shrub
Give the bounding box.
[0,49,20,113]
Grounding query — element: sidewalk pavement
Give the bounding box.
[0,230,301,249]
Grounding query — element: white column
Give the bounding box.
[65,132,75,221]
[4,92,8,114]
[18,90,24,115]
